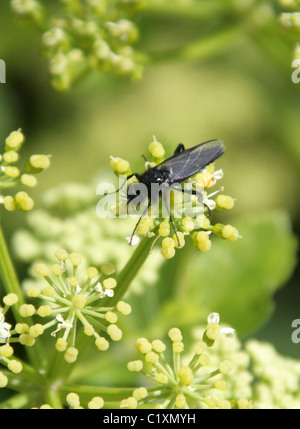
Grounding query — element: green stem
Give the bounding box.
[0,392,36,409]
[142,0,231,21]
[44,388,63,409]
[142,25,244,65]
[109,236,155,305]
[0,222,25,309]
[59,383,136,403]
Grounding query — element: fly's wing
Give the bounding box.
[155,139,225,183]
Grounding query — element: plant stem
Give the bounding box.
[142,0,230,21]
[44,388,63,409]
[0,392,36,409]
[143,25,243,65]
[60,383,135,403]
[0,222,25,310]
[110,236,155,305]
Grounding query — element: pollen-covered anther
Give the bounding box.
[120,397,138,409]
[222,225,240,242]
[107,324,122,341]
[168,327,183,342]
[95,336,109,351]
[5,129,25,150]
[0,344,14,357]
[136,337,152,354]
[28,324,44,338]
[55,338,68,352]
[19,304,36,318]
[127,360,143,372]
[3,293,18,306]
[158,220,171,237]
[34,263,50,277]
[205,323,221,341]
[148,140,165,159]
[151,339,166,353]
[133,387,148,401]
[0,372,8,388]
[145,351,159,364]
[88,396,104,409]
[175,393,187,408]
[116,301,132,315]
[8,360,23,374]
[29,154,51,170]
[182,217,194,232]
[66,393,80,409]
[216,194,235,210]
[64,346,79,363]
[110,156,130,174]
[178,366,194,386]
[15,191,34,211]
[161,237,176,259]
[136,218,153,236]
[74,294,86,309]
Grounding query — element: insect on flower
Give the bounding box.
[109,140,225,246]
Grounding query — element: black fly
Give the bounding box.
[113,139,225,246]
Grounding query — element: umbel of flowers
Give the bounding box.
[109,137,240,259]
[10,0,144,90]
[122,313,251,409]
[14,250,131,363]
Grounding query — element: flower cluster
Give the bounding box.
[18,250,131,362]
[0,129,50,212]
[12,181,163,295]
[246,340,300,409]
[10,0,144,90]
[109,138,240,259]
[0,294,23,388]
[123,313,252,409]
[279,0,300,61]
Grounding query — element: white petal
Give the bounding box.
[213,169,224,180]
[207,312,220,324]
[126,234,140,246]
[105,289,114,298]
[56,314,64,323]
[220,327,235,339]
[95,282,103,292]
[204,198,216,210]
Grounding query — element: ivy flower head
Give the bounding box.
[124,313,251,409]
[106,137,240,259]
[11,0,144,90]
[0,129,50,213]
[21,250,131,362]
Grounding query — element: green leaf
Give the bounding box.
[157,210,298,337]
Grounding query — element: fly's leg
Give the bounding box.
[129,200,152,245]
[173,143,185,155]
[161,188,182,248]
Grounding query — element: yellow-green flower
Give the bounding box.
[124,313,251,409]
[22,250,131,362]
[11,0,144,90]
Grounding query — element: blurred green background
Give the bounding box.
[0,0,300,362]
